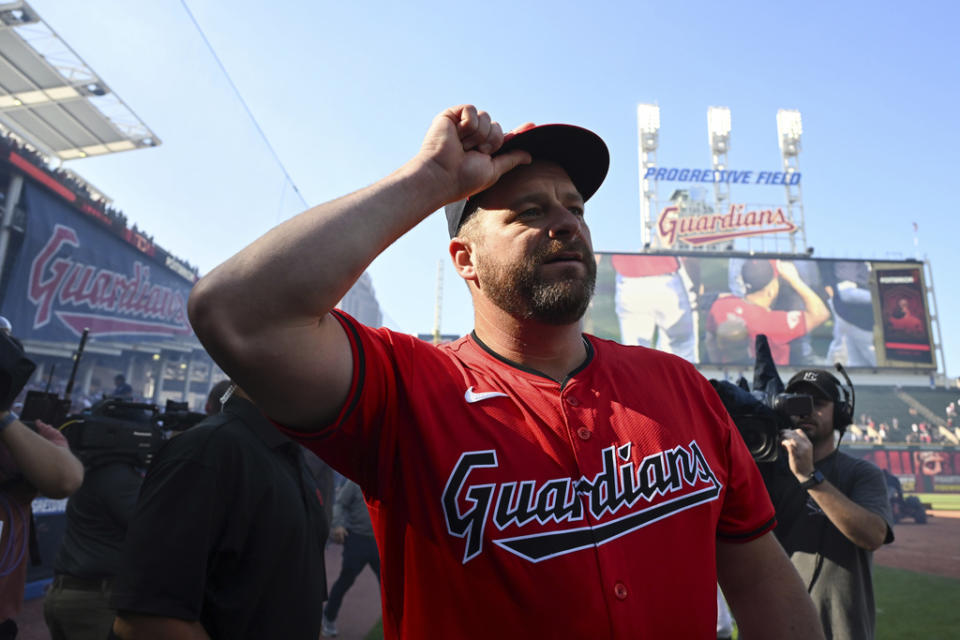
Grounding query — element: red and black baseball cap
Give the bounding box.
[444,123,610,238]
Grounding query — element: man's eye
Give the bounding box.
[518,208,541,218]
[569,206,585,217]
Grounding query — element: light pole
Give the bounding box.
[707,106,732,248]
[777,109,806,253]
[637,103,660,249]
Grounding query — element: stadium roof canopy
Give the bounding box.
[0,1,160,161]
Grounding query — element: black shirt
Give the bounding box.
[110,396,328,639]
[53,461,143,579]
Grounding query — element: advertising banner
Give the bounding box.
[844,446,960,493]
[584,253,935,370]
[873,264,934,366]
[0,183,194,343]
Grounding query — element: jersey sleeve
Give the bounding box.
[110,443,221,620]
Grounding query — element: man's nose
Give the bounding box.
[547,207,583,239]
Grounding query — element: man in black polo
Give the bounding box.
[109,384,328,639]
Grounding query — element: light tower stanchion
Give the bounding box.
[777,109,806,254]
[707,106,731,251]
[923,258,947,381]
[637,104,660,250]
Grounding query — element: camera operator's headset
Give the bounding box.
[788,363,855,441]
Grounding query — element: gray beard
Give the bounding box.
[476,242,597,326]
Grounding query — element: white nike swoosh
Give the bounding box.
[464,386,509,404]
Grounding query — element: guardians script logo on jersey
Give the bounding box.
[442,440,722,563]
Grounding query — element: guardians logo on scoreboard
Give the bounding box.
[657,204,797,248]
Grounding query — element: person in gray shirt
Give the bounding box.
[775,368,894,639]
[321,479,379,638]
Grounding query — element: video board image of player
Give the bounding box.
[821,261,877,368]
[589,253,927,370]
[725,257,826,365]
[705,259,829,366]
[609,254,698,362]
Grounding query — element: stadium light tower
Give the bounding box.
[707,106,732,233]
[637,103,660,249]
[777,109,807,253]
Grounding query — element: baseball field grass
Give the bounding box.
[726,566,960,639]
[910,492,960,510]
[364,620,382,640]
[875,566,960,639]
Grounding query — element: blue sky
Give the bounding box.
[30,0,960,376]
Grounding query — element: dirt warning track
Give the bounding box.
[874,511,960,580]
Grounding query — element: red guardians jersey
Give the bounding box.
[281,310,775,639]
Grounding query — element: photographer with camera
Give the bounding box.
[712,335,894,640]
[775,368,894,640]
[0,318,84,640]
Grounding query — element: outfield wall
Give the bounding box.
[844,445,960,493]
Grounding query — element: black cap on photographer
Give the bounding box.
[785,369,842,403]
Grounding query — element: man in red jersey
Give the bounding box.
[189,105,822,639]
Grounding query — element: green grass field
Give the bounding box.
[726,566,960,640]
[364,620,382,640]
[875,566,960,639]
[910,493,960,510]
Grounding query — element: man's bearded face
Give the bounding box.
[475,237,596,325]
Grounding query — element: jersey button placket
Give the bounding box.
[613,582,628,600]
[576,426,591,441]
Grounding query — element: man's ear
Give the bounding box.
[449,237,477,282]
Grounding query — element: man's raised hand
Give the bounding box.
[416,104,531,206]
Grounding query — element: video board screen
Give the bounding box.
[584,253,935,370]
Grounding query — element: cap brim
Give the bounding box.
[445,123,609,237]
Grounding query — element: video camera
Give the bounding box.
[0,328,36,413]
[708,335,814,463]
[60,398,205,468]
[3,326,207,469]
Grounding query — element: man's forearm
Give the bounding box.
[187,106,529,428]
[806,480,889,550]
[187,162,446,425]
[190,160,443,347]
[0,418,83,498]
[791,279,829,329]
